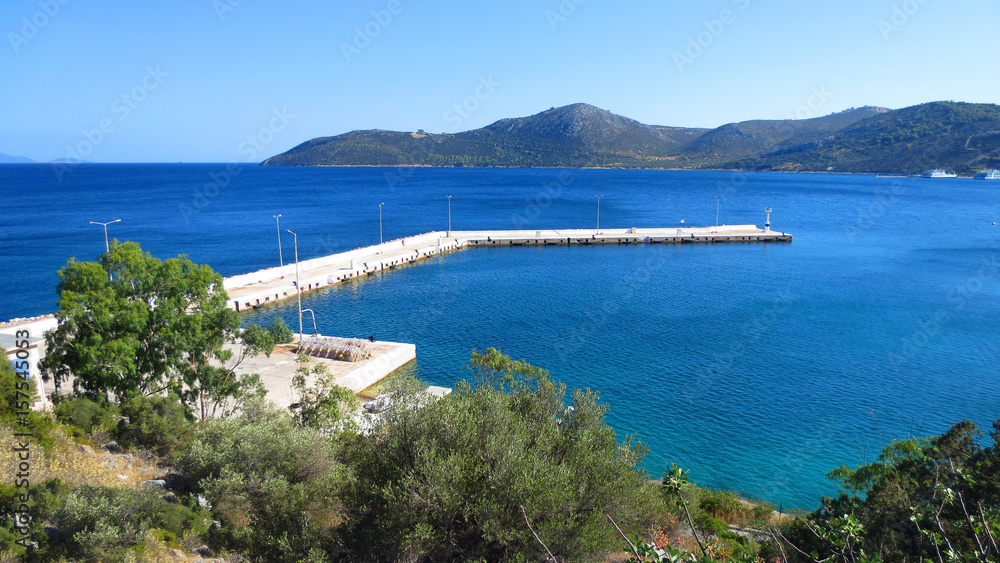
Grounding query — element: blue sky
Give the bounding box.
[1,0,997,162]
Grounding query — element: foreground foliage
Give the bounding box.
[175,402,352,562]
[342,348,666,562]
[783,419,1000,563]
[13,322,1000,562]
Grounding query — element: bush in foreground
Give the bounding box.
[175,402,352,562]
[343,348,666,562]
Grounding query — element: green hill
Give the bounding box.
[719,101,1000,174]
[262,103,709,168]
[679,106,889,165]
[263,101,1000,174]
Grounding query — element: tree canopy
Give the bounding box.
[41,241,265,418]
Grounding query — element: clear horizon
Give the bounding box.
[2,0,997,163]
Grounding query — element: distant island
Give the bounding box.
[0,152,91,164]
[262,101,1000,176]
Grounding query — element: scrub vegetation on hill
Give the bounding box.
[261,101,1000,175]
[4,243,1000,562]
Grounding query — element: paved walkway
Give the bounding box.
[225,225,791,311]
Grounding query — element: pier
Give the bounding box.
[224,224,792,312]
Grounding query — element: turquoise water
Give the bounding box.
[3,164,999,508]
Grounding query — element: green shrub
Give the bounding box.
[157,503,196,537]
[0,359,35,424]
[54,396,119,434]
[115,393,193,455]
[176,407,350,562]
[693,512,729,537]
[267,317,294,344]
[699,489,743,522]
[343,349,661,562]
[52,485,162,561]
[0,478,69,561]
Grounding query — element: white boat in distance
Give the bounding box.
[922,169,958,178]
[973,169,1000,180]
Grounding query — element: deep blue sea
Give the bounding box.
[3,163,999,509]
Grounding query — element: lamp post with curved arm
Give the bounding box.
[286,229,302,345]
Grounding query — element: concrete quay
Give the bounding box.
[224,224,791,312]
[230,338,417,409]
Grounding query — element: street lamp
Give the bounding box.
[447,195,452,237]
[595,195,603,233]
[89,219,121,253]
[714,194,722,232]
[273,214,284,278]
[378,202,385,248]
[285,229,303,346]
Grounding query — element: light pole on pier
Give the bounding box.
[714,194,722,233]
[286,229,303,346]
[447,195,452,237]
[764,207,772,233]
[89,219,121,281]
[89,219,121,253]
[273,214,284,278]
[595,195,603,233]
[378,203,385,249]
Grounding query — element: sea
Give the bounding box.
[2,163,998,510]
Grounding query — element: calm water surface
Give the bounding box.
[2,164,998,508]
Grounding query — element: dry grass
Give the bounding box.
[1,423,165,489]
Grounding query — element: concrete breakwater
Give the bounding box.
[224,225,791,312]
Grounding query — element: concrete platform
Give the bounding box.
[225,225,791,311]
[229,337,416,409]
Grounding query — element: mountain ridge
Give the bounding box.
[262,102,1000,175]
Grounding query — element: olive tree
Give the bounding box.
[343,348,664,562]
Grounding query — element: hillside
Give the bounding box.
[263,101,1000,174]
[262,103,710,168]
[680,107,889,164]
[0,151,34,163]
[719,101,1000,174]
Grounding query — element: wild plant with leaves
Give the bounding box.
[782,419,1000,563]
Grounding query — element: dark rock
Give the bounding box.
[103,441,122,453]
